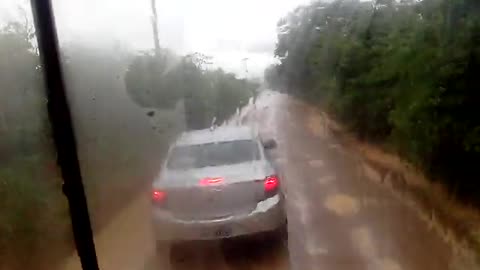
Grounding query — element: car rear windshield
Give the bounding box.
[167,140,260,169]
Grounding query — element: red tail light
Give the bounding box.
[199,177,224,186]
[264,175,279,193]
[152,189,166,204]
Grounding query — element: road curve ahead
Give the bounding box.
[62,91,453,270]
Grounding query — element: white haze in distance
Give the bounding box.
[35,0,308,77]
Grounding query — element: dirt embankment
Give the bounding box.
[308,106,480,268]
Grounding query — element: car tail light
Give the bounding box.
[199,177,224,186]
[264,175,279,195]
[152,189,166,205]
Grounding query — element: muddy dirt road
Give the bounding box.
[62,91,453,270]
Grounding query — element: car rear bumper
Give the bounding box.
[152,194,285,241]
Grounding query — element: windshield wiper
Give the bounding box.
[30,1,99,269]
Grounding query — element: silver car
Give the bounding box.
[151,126,286,242]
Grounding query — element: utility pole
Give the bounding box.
[242,57,249,79]
[151,0,160,57]
[242,57,257,106]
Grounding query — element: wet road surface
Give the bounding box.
[269,93,452,270]
[62,91,453,270]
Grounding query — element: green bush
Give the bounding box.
[0,156,70,269]
[125,50,255,130]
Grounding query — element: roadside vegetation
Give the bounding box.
[0,10,254,270]
[125,50,257,130]
[0,20,67,269]
[266,0,480,203]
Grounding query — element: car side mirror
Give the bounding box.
[263,138,277,150]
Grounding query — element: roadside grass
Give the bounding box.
[319,108,480,269]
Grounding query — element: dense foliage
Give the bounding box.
[0,20,68,269]
[125,51,256,130]
[267,0,480,201]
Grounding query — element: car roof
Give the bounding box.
[175,126,256,146]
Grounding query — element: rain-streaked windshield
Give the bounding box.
[167,140,260,169]
[2,0,480,269]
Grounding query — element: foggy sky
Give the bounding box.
[1,0,308,77]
